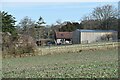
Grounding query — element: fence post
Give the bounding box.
[113,43,114,47]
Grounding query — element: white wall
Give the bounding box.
[81,32,115,43]
[56,39,62,44]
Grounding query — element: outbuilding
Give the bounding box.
[55,32,73,44]
[72,29,118,44]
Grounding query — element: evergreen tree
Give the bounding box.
[1,11,17,36]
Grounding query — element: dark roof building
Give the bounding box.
[55,32,73,44]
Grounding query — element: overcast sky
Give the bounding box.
[1,0,119,25]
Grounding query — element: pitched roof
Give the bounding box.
[55,32,73,39]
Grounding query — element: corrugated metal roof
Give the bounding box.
[76,29,117,32]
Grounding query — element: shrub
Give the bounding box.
[2,33,37,58]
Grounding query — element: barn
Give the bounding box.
[55,32,73,44]
[72,29,118,44]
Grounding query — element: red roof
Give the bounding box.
[55,32,73,39]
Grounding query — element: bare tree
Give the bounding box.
[19,16,36,35]
[81,4,118,30]
[92,4,118,29]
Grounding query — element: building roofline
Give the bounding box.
[76,29,117,32]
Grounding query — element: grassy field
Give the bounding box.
[2,48,118,78]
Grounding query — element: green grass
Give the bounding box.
[2,49,118,78]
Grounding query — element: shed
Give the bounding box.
[72,29,118,44]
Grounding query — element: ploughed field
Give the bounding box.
[2,48,118,78]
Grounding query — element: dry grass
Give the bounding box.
[38,42,119,56]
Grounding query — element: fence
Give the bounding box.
[37,42,119,55]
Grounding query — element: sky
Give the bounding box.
[1,1,119,25]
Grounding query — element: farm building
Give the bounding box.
[55,32,73,44]
[72,29,118,44]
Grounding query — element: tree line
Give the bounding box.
[1,4,119,39]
